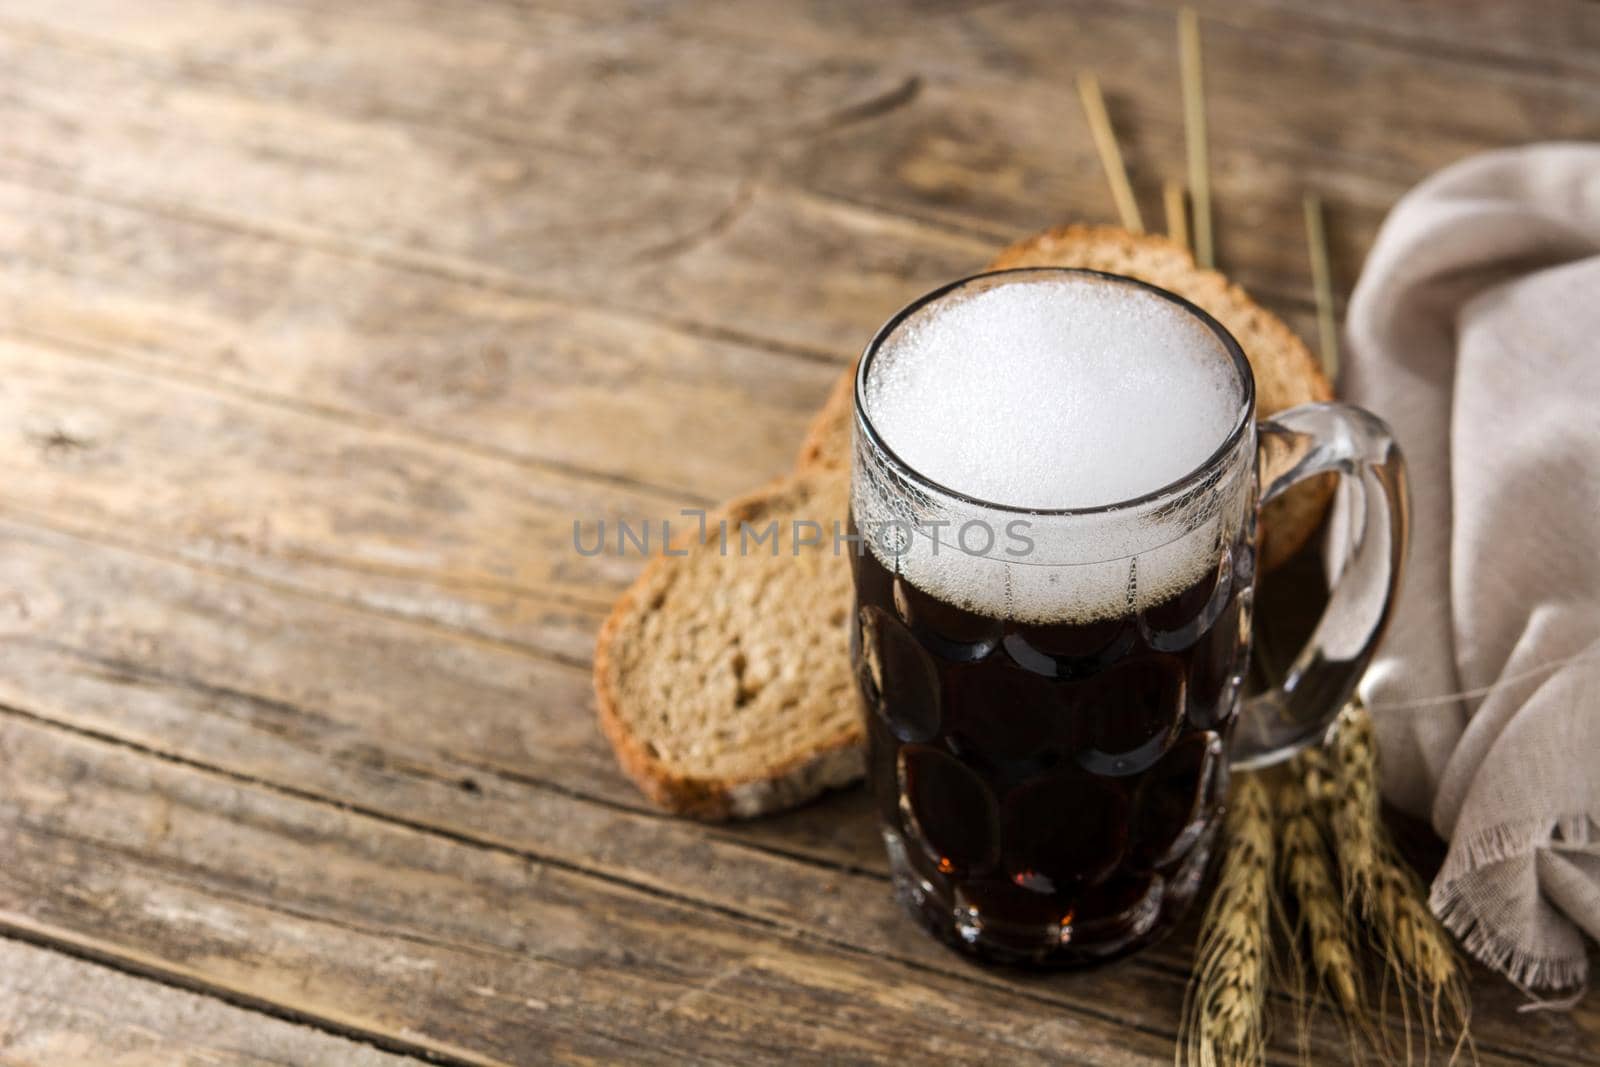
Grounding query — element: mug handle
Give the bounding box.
[1230,402,1411,769]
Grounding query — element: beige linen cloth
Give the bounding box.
[1343,143,1600,995]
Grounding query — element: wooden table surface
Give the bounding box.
[1,1,1597,1063]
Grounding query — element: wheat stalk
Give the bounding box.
[1178,7,1213,268]
[1182,772,1274,1066]
[1329,703,1472,1062]
[1279,758,1374,1063]
[1077,72,1145,234]
[1303,192,1340,382]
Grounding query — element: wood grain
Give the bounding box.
[0,18,987,358]
[0,938,423,1067]
[0,331,666,658]
[2,0,1598,1060]
[0,712,1184,1066]
[0,183,834,505]
[0,0,1353,365]
[4,0,1594,342]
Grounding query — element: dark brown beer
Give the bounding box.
[849,516,1253,966]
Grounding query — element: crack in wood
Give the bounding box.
[0,685,1576,1063]
[0,699,1190,1051]
[0,169,847,368]
[0,24,1335,323]
[9,321,719,515]
[26,426,93,457]
[635,180,756,264]
[0,925,476,1067]
[0,503,601,675]
[789,73,924,137]
[10,625,886,883]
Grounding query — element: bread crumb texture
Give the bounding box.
[595,475,863,819]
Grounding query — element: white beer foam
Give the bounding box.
[866,276,1238,509]
[856,274,1249,624]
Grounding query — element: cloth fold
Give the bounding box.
[1344,143,1600,995]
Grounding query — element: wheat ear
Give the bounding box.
[1329,703,1471,1062]
[1279,756,1375,1062]
[1182,772,1274,1066]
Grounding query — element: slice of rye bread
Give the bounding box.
[593,473,862,819]
[797,224,1334,571]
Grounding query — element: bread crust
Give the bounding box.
[592,474,864,820]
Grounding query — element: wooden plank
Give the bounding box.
[0,937,424,1067]
[0,0,1363,333]
[706,3,1600,291]
[0,24,989,359]
[2,519,1593,1064]
[540,0,1600,126]
[0,181,1326,504]
[0,15,1319,494]
[14,0,1598,182]
[0,183,837,506]
[330,0,1600,222]
[0,332,687,659]
[0,520,1250,1059]
[0,508,872,870]
[0,516,628,806]
[0,0,926,173]
[0,712,1183,1066]
[3,0,1588,324]
[1171,0,1600,76]
[555,0,1599,288]
[509,0,1600,77]
[1,0,1592,345]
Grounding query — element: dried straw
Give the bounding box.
[1303,193,1340,382]
[1279,757,1373,1060]
[1077,72,1145,233]
[1178,7,1213,268]
[1329,703,1472,1062]
[1182,773,1274,1066]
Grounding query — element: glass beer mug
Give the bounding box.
[848,268,1408,965]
